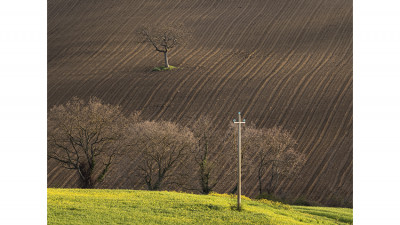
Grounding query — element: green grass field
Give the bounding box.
[48,188,352,224]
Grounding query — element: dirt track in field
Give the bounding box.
[48,0,352,206]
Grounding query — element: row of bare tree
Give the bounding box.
[48,97,305,196]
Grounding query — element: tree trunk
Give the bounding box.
[258,168,262,195]
[79,162,95,188]
[153,169,166,190]
[267,171,274,194]
[164,51,169,68]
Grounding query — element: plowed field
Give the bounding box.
[48,0,352,206]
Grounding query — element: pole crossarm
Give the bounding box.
[233,112,245,210]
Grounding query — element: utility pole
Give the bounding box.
[233,112,245,210]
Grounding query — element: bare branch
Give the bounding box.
[48,96,137,188]
[125,120,195,190]
[242,125,306,195]
[137,24,190,67]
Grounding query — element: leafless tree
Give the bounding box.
[48,97,139,188]
[191,116,227,194]
[139,25,187,68]
[126,121,195,190]
[243,126,306,195]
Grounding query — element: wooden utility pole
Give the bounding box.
[233,112,245,210]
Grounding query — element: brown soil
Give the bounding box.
[48,0,352,207]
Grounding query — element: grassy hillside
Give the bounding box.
[48,0,352,206]
[48,188,352,225]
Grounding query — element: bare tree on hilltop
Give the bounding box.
[138,24,188,69]
[48,97,140,188]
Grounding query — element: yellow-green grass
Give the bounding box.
[48,188,352,225]
[152,65,177,71]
